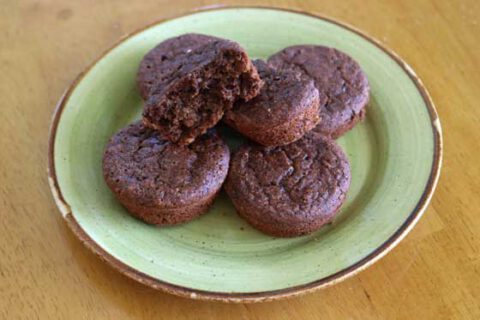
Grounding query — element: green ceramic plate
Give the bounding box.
[48,7,442,302]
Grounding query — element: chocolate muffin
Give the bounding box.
[142,38,263,145]
[268,45,369,138]
[137,33,218,100]
[103,121,230,225]
[224,60,323,146]
[225,133,350,237]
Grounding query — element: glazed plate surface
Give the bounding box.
[48,7,442,302]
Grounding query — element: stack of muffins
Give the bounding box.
[103,34,369,237]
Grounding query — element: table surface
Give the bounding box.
[1,0,479,318]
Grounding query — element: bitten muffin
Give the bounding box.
[137,33,218,100]
[224,60,323,146]
[225,132,350,237]
[268,45,369,138]
[103,121,230,225]
[142,37,263,145]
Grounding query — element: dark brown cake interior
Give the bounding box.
[143,40,262,145]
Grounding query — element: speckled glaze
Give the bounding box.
[48,7,442,302]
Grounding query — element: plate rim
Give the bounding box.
[47,5,443,303]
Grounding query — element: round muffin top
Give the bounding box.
[226,133,350,225]
[141,36,257,101]
[137,33,218,99]
[103,121,230,207]
[268,45,369,137]
[225,60,322,128]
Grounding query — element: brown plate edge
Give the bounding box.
[47,5,443,303]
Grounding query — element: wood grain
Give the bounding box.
[1,0,479,318]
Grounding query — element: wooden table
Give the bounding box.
[1,0,479,318]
